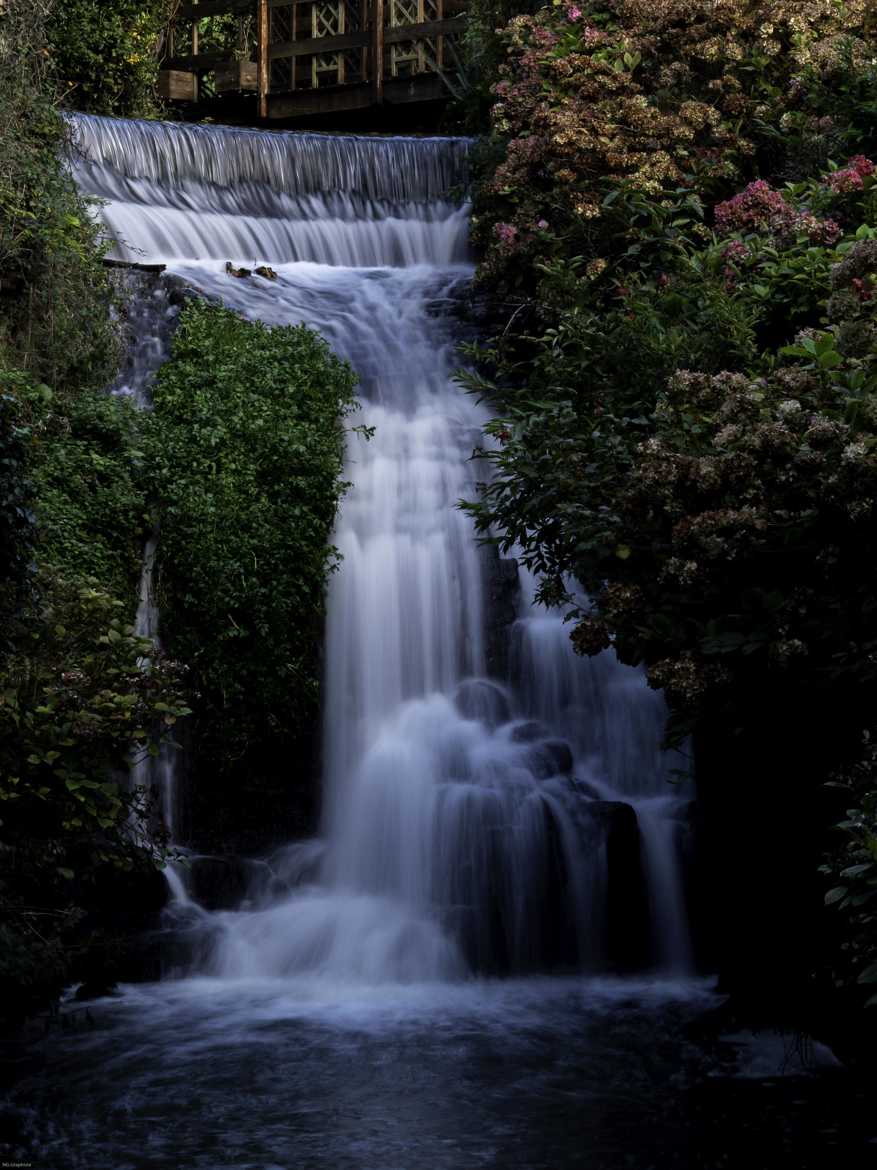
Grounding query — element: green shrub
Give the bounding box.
[147,302,357,779]
[47,0,171,119]
[33,388,147,602]
[821,733,877,1011]
[0,0,118,394]
[0,572,189,1020]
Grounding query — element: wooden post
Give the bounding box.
[372,0,384,104]
[257,0,269,118]
[360,0,368,83]
[191,0,199,102]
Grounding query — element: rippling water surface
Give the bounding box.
[4,977,873,1170]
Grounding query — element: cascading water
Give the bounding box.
[112,269,189,896]
[72,112,692,982]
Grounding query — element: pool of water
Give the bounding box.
[2,976,873,1170]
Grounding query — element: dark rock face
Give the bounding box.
[187,855,252,911]
[584,800,652,971]
[484,552,520,680]
[510,720,548,743]
[69,863,170,996]
[569,777,604,800]
[526,739,574,778]
[454,678,512,728]
[178,716,322,856]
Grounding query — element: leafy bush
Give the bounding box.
[468,174,877,730]
[0,574,189,1020]
[472,1,874,292]
[821,732,877,1010]
[32,387,147,601]
[0,373,41,633]
[468,1,877,1024]
[147,302,357,802]
[0,0,118,394]
[47,0,171,119]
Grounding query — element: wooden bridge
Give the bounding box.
[160,0,465,121]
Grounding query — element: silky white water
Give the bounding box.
[72,113,692,982]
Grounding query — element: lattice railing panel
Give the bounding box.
[387,0,420,26]
[269,56,292,90]
[264,0,455,93]
[270,5,292,43]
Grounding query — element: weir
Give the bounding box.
[73,113,693,980]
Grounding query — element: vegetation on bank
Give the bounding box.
[46,0,172,120]
[0,1,356,1018]
[147,302,357,841]
[465,0,877,1029]
[0,0,183,1021]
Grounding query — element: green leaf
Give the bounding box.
[841,863,873,878]
[825,886,848,905]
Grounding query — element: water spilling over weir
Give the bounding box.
[72,113,692,981]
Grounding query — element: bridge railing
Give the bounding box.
[162,0,464,116]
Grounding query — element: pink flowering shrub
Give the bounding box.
[473,1,873,288]
[827,155,875,193]
[714,180,842,245]
[715,181,797,234]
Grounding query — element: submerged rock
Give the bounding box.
[526,739,574,778]
[453,678,512,728]
[585,800,652,971]
[510,719,547,743]
[188,855,251,910]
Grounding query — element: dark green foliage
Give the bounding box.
[147,302,357,784]
[0,2,191,1021]
[821,733,877,1011]
[46,0,170,119]
[32,387,147,602]
[0,574,189,1023]
[0,0,118,394]
[0,373,40,633]
[468,1,877,1027]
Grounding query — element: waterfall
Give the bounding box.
[112,269,186,873]
[73,114,692,981]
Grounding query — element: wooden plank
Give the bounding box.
[158,69,199,100]
[270,32,368,58]
[267,73,445,116]
[257,0,269,117]
[178,0,251,18]
[268,81,374,118]
[383,72,445,103]
[372,0,384,105]
[215,59,259,91]
[104,259,168,273]
[165,52,228,69]
[268,19,462,61]
[384,18,462,44]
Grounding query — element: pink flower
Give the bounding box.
[536,219,549,230]
[722,239,750,264]
[852,277,873,302]
[494,222,519,250]
[849,155,875,178]
[790,212,841,245]
[566,5,583,20]
[828,167,864,193]
[715,180,797,235]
